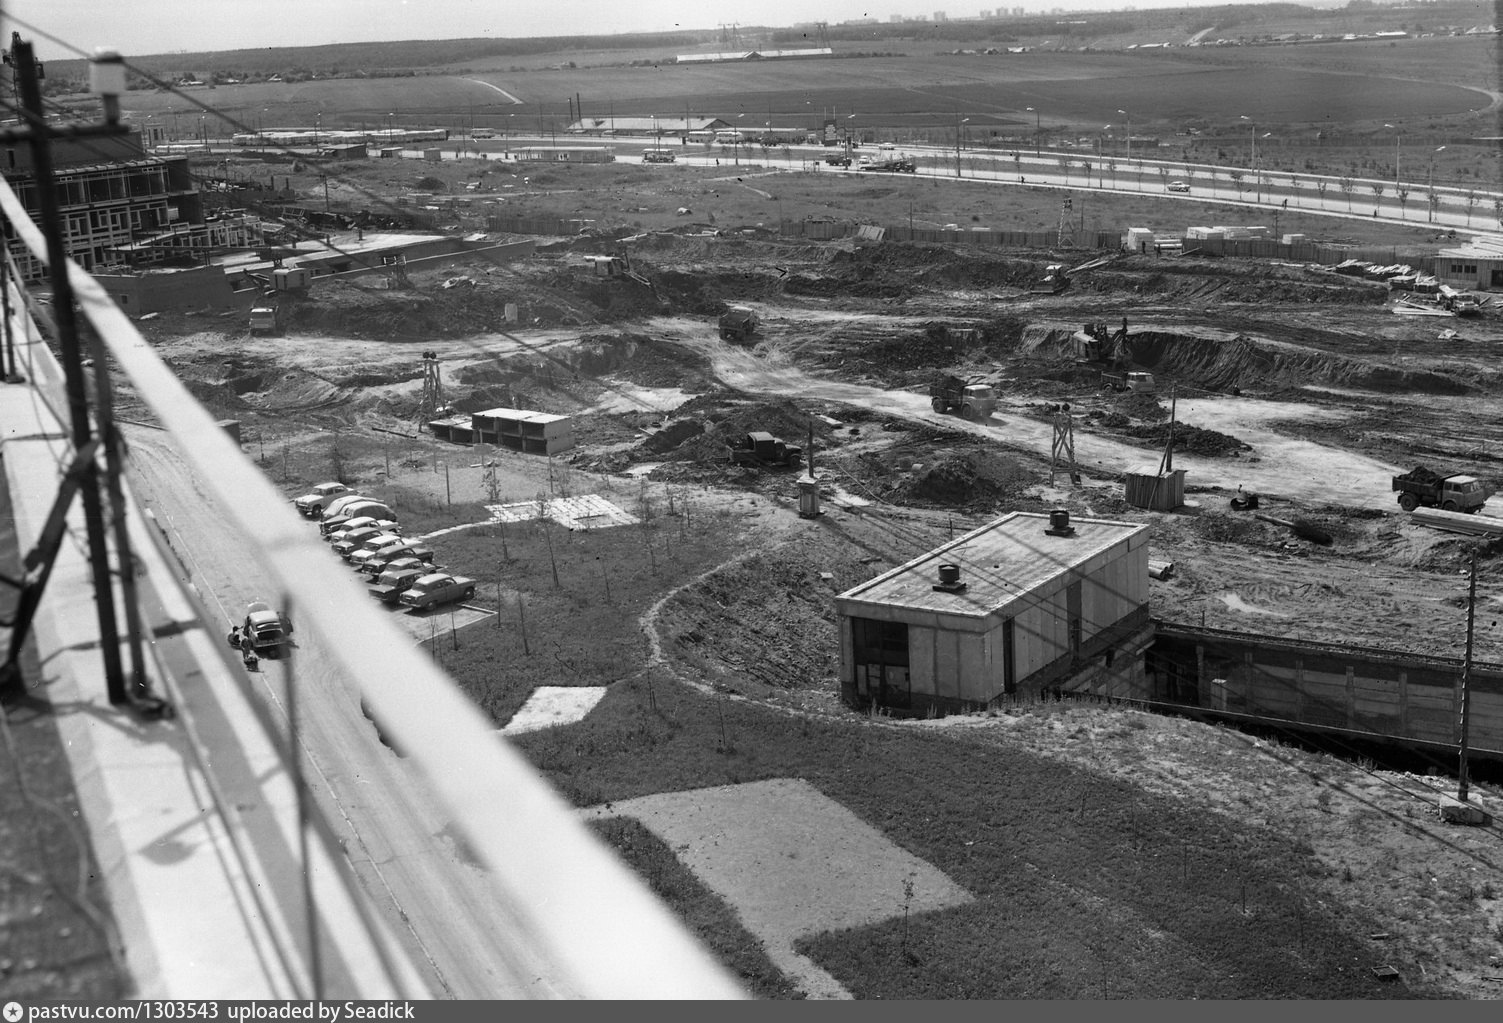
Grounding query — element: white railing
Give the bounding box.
[0,172,745,999]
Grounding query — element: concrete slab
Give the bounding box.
[500,686,609,735]
[583,778,972,999]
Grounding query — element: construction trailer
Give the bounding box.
[834,510,1151,716]
[468,407,575,456]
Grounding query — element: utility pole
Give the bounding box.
[1457,551,1477,804]
[8,35,138,702]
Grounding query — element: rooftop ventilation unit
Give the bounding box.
[1045,508,1076,537]
[932,562,967,593]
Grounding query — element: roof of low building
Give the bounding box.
[837,511,1146,618]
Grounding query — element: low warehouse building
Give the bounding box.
[834,510,1152,715]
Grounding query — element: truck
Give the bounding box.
[1101,370,1157,393]
[718,305,759,342]
[368,565,428,604]
[728,431,805,470]
[398,572,478,610]
[1392,466,1489,513]
[928,375,998,420]
[294,481,353,518]
[249,305,281,335]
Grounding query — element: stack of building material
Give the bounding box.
[1410,507,1503,536]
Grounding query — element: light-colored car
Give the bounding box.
[398,573,477,610]
[293,481,353,518]
[345,531,405,564]
[232,601,293,655]
[331,522,401,558]
[1166,180,1190,193]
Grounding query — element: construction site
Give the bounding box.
[9,101,1503,1001]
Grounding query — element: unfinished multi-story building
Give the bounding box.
[2,123,213,277]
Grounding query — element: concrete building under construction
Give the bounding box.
[1,124,215,276]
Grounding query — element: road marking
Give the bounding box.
[465,79,522,104]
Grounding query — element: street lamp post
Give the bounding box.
[955,116,969,178]
[1026,106,1040,156]
[1428,145,1446,222]
[1384,123,1401,192]
[1117,108,1129,166]
[1239,115,1262,203]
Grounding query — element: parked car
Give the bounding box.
[344,531,405,564]
[294,482,353,518]
[331,522,402,558]
[321,500,396,536]
[368,565,428,604]
[231,601,293,656]
[1166,180,1190,193]
[398,573,478,610]
[355,539,436,576]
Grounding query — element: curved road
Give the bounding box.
[124,427,571,999]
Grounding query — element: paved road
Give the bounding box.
[123,426,573,999]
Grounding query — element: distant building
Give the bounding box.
[834,511,1152,715]
[510,146,616,164]
[1436,242,1503,291]
[566,116,727,137]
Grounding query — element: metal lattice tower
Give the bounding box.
[1057,194,1076,248]
[418,351,444,423]
[1050,407,1079,485]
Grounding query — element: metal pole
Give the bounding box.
[1458,552,1477,804]
[13,34,128,702]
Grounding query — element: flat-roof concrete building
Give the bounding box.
[835,510,1152,715]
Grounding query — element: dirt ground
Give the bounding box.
[116,207,1503,997]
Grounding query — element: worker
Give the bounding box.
[240,632,259,672]
[228,624,241,648]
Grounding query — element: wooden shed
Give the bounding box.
[1124,466,1185,511]
[835,510,1152,716]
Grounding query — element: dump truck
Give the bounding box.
[718,305,759,342]
[249,305,281,335]
[728,431,804,470]
[928,375,998,420]
[1101,370,1157,393]
[1392,466,1489,513]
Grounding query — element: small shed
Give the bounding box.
[834,510,1152,715]
[1123,466,1186,511]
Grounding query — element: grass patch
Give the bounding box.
[517,683,1424,998]
[587,817,802,1000]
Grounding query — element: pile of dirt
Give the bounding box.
[642,393,836,463]
[1114,390,1169,421]
[880,447,1045,512]
[1121,420,1252,457]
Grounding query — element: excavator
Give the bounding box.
[1072,318,1156,393]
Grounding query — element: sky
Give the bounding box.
[10,0,1285,58]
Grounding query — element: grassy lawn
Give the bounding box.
[587,816,803,999]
